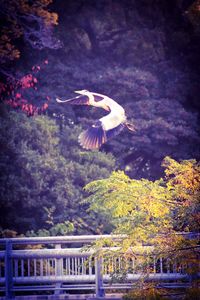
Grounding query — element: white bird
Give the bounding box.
[56,90,135,150]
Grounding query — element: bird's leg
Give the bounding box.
[125,122,136,132]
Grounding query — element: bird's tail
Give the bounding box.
[125,122,136,132]
[78,121,107,150]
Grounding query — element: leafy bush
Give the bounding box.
[184,287,200,300]
[123,288,165,300]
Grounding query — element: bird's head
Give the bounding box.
[74,89,89,95]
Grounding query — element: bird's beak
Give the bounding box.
[74,90,82,94]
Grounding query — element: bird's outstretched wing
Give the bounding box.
[56,94,104,106]
[78,121,124,150]
[93,95,105,102]
[56,95,90,105]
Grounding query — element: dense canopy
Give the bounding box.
[0,0,199,237]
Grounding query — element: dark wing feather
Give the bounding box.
[56,95,89,105]
[78,121,107,150]
[93,95,105,102]
[106,123,125,140]
[78,121,125,150]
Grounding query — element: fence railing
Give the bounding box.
[0,234,199,299]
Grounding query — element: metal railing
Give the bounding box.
[0,234,198,299]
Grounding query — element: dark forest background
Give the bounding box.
[0,0,199,236]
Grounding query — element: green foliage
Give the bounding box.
[123,287,165,300]
[85,157,200,242]
[1,0,200,183]
[26,221,74,237]
[85,156,200,283]
[163,156,200,231]
[59,122,115,189]
[85,170,173,247]
[0,106,115,233]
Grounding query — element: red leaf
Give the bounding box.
[43,103,48,110]
[15,93,21,98]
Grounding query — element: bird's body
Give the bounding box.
[56,90,134,149]
[100,109,126,131]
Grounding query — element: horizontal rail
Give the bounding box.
[11,248,92,258]
[0,232,199,246]
[0,234,125,245]
[0,246,156,259]
[0,273,189,284]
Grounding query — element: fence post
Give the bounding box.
[5,240,13,299]
[95,256,105,298]
[160,257,163,273]
[54,244,62,295]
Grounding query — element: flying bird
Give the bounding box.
[56,90,135,150]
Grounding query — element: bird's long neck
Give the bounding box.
[92,99,110,111]
[103,98,125,115]
[84,92,95,102]
[85,92,110,111]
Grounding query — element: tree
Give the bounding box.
[84,156,199,251]
[56,120,116,234]
[0,0,59,66]
[0,0,60,113]
[84,157,200,290]
[84,170,173,248]
[111,96,200,180]
[2,0,199,180]
[187,0,200,33]
[162,156,200,232]
[1,61,50,115]
[34,51,200,180]
[0,105,115,233]
[43,0,199,180]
